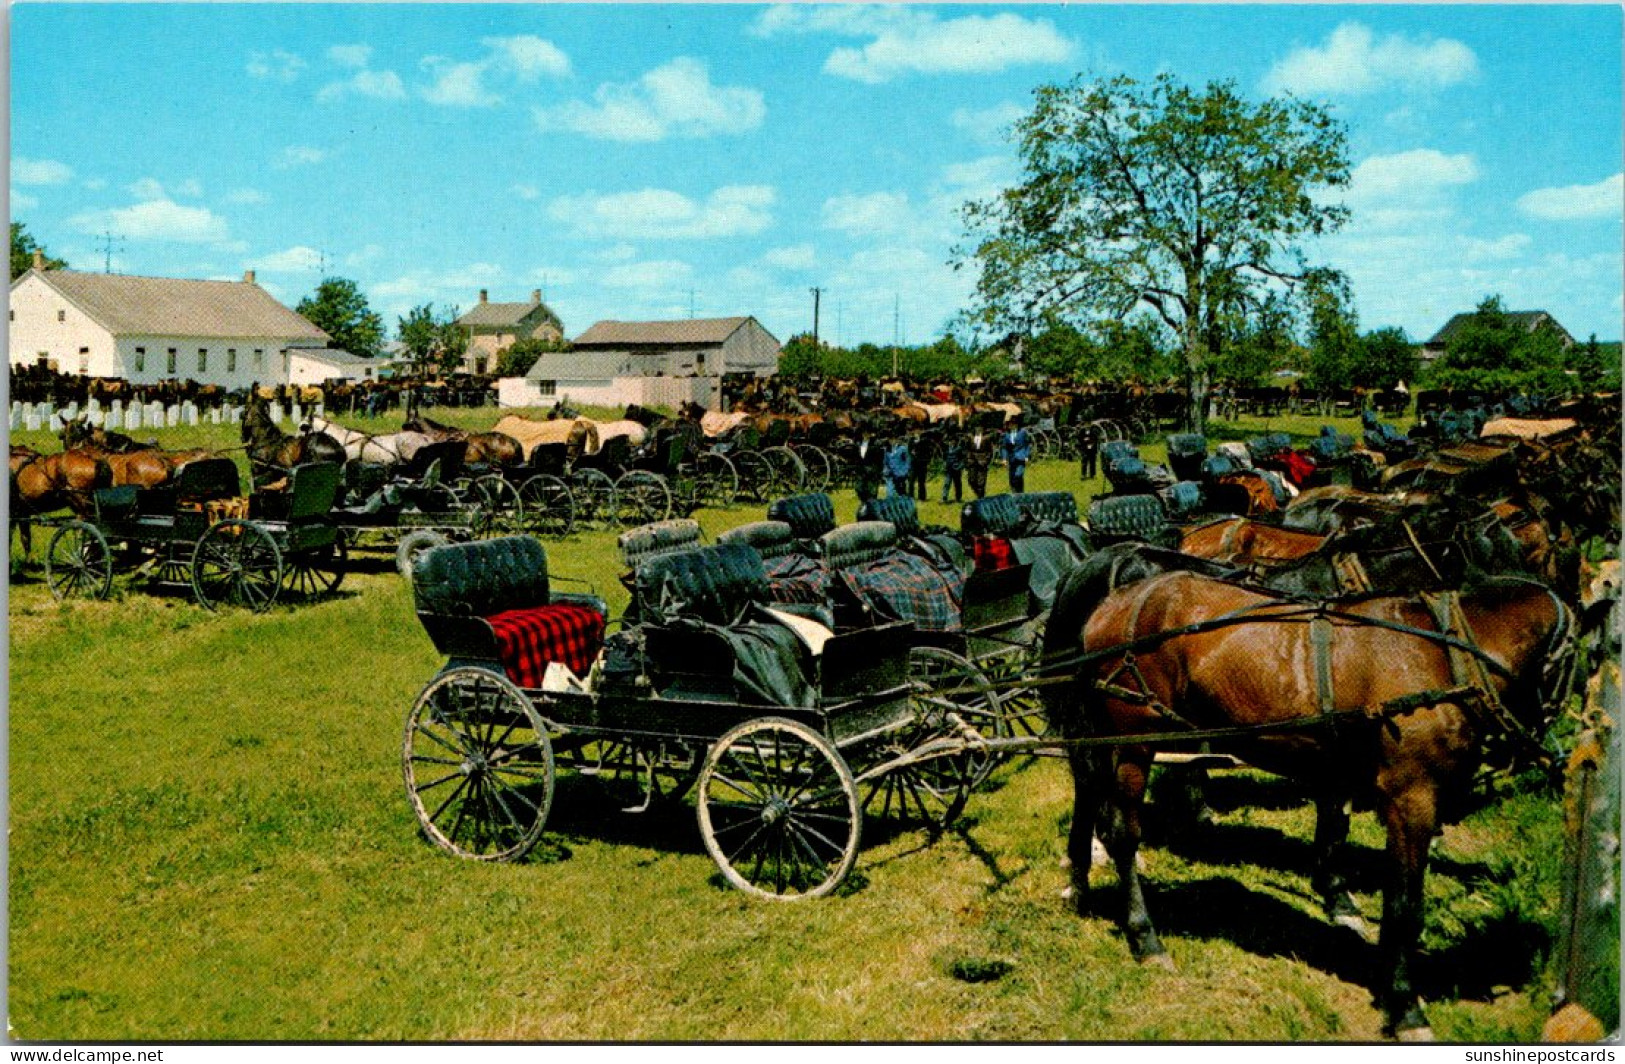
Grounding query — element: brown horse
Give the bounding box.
[10,446,112,557]
[1180,517,1329,567]
[1041,569,1571,1038]
[57,417,212,489]
[402,416,523,468]
[242,394,346,486]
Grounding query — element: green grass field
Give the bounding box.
[7,409,1569,1041]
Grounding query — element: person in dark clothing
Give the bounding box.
[940,428,966,503]
[884,437,912,500]
[966,426,994,499]
[1002,417,1032,494]
[854,434,884,502]
[911,428,936,501]
[1078,422,1099,480]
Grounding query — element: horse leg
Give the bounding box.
[1064,749,1105,913]
[1108,749,1172,969]
[1376,784,1438,1039]
[1310,796,1368,936]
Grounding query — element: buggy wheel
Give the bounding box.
[764,446,806,496]
[695,452,740,509]
[404,667,554,862]
[981,618,1050,741]
[191,520,282,612]
[518,474,575,537]
[697,717,860,900]
[396,528,451,578]
[798,446,834,492]
[282,535,347,599]
[860,647,987,834]
[570,469,617,529]
[44,521,113,601]
[614,471,673,526]
[472,475,524,538]
[733,451,772,502]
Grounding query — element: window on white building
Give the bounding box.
[167,349,177,374]
[57,309,65,323]
[253,349,264,370]
[475,357,488,375]
[134,347,146,372]
[78,348,90,374]
[198,348,208,373]
[537,380,557,396]
[227,349,236,373]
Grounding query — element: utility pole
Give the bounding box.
[809,287,823,351]
[687,289,697,319]
[892,294,900,377]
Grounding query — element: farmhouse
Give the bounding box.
[287,347,386,386]
[8,262,329,388]
[456,289,564,375]
[1421,309,1574,361]
[501,316,781,409]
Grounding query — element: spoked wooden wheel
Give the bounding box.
[695,453,740,509]
[396,528,451,578]
[44,521,113,601]
[614,471,673,526]
[797,446,834,493]
[696,717,861,900]
[519,474,575,537]
[191,520,282,612]
[980,619,1050,742]
[569,469,617,529]
[859,647,990,833]
[403,667,554,862]
[282,535,347,600]
[732,451,773,502]
[472,475,525,538]
[763,446,806,496]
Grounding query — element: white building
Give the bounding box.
[8,264,329,388]
[503,316,779,408]
[288,347,386,385]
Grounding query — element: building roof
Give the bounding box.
[525,352,629,381]
[18,269,329,342]
[1426,310,1568,347]
[457,300,560,329]
[290,347,372,367]
[573,316,754,347]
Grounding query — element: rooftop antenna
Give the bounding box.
[96,230,125,274]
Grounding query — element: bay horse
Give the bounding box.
[57,416,212,489]
[402,415,523,468]
[1040,568,1572,1038]
[242,396,346,486]
[10,446,112,558]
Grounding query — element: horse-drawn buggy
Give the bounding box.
[40,456,345,611]
[402,534,996,897]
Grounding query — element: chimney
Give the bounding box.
[243,269,257,284]
[479,289,488,304]
[531,289,541,304]
[32,250,44,271]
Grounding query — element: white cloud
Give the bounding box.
[534,58,764,142]
[248,50,305,82]
[127,177,201,201]
[82,178,107,191]
[754,7,1072,83]
[277,146,328,169]
[764,244,817,270]
[511,184,540,201]
[371,263,507,318]
[226,188,267,205]
[12,157,73,186]
[483,35,571,80]
[547,185,775,239]
[419,36,570,107]
[258,245,325,272]
[345,244,384,268]
[1344,149,1477,207]
[328,44,372,69]
[1463,233,1532,262]
[822,192,911,235]
[12,192,39,210]
[1264,23,1478,96]
[70,199,230,244]
[319,69,407,102]
[951,103,1025,145]
[590,243,639,263]
[600,259,693,289]
[1516,174,1623,222]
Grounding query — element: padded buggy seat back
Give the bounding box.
[1166,433,1208,481]
[1310,428,1354,460]
[406,439,467,483]
[139,457,242,517]
[1100,439,1138,466]
[822,521,962,632]
[634,542,768,627]
[414,534,550,618]
[1215,442,1254,469]
[718,520,798,562]
[618,518,703,570]
[1158,480,1205,520]
[1201,453,1239,480]
[767,492,836,539]
[820,521,900,571]
[1013,491,1080,527]
[857,494,921,536]
[961,493,1023,537]
[285,461,343,521]
[1088,493,1174,549]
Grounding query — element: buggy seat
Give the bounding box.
[717,520,827,607]
[858,494,972,579]
[821,521,963,633]
[617,518,704,571]
[1087,493,1179,551]
[413,536,607,688]
[767,492,837,540]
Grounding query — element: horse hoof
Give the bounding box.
[1394,1025,1435,1043]
[1333,913,1374,942]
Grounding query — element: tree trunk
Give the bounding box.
[1187,366,1210,435]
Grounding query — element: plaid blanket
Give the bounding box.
[763,552,828,605]
[486,603,606,687]
[971,534,1017,573]
[839,553,962,632]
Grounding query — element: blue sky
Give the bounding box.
[10,4,1622,348]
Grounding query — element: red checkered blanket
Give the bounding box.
[486,603,606,688]
[764,552,828,605]
[971,535,1017,573]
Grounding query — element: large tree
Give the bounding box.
[1428,296,1572,395]
[297,277,385,359]
[397,302,471,375]
[958,73,1351,431]
[11,222,66,280]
